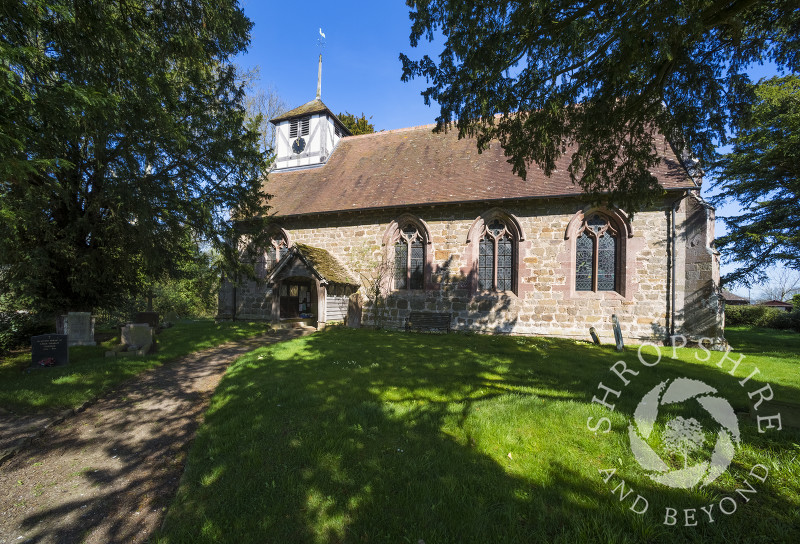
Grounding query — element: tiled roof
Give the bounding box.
[721,289,749,302]
[761,300,793,308]
[270,98,349,134]
[265,123,696,217]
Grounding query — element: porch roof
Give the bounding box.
[267,244,359,286]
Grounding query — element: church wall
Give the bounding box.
[679,195,725,343]
[216,276,273,321]
[276,199,684,344]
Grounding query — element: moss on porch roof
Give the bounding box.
[294,244,358,285]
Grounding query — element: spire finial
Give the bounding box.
[316,53,322,100]
[316,28,325,100]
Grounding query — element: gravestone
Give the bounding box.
[117,323,155,356]
[134,311,159,328]
[31,334,69,367]
[589,327,601,346]
[611,314,624,352]
[57,312,96,346]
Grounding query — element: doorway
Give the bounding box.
[279,279,315,319]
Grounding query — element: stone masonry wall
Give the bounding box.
[216,275,273,321]
[680,195,725,344]
[273,198,689,343]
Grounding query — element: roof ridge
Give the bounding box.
[343,122,440,140]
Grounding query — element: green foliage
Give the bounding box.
[725,304,800,331]
[714,76,800,285]
[0,0,271,314]
[0,311,51,353]
[149,253,220,318]
[337,111,376,135]
[400,1,799,211]
[793,293,800,309]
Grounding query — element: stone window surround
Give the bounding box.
[560,206,640,300]
[382,213,435,292]
[465,208,526,296]
[257,226,292,279]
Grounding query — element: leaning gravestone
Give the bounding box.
[119,323,155,356]
[57,312,96,346]
[31,334,69,367]
[589,327,601,346]
[611,314,624,352]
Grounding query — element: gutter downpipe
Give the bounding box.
[670,202,677,342]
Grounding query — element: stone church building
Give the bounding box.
[218,91,725,346]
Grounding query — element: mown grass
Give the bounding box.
[156,327,800,544]
[0,319,271,414]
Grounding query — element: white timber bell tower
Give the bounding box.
[269,54,351,171]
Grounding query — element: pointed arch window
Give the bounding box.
[575,214,618,292]
[258,234,289,277]
[478,220,515,292]
[394,224,424,290]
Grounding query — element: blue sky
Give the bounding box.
[237,0,438,131]
[237,1,787,298]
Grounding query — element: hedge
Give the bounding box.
[725,305,800,332]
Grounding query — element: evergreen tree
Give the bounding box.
[0,0,270,312]
[337,112,376,135]
[714,76,800,285]
[400,0,799,211]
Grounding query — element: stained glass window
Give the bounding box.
[587,215,607,233]
[395,223,426,290]
[410,240,424,289]
[394,238,408,290]
[575,214,619,292]
[487,220,505,237]
[576,232,593,291]
[477,219,515,292]
[260,234,288,277]
[497,234,513,291]
[478,236,494,290]
[597,233,616,291]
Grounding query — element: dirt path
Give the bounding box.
[0,328,309,544]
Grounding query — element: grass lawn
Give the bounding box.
[157,327,800,544]
[0,319,271,414]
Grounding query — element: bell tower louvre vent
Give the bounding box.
[289,117,311,138]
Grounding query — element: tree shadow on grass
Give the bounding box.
[157,329,800,543]
[0,331,301,543]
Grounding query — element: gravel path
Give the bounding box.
[0,328,309,544]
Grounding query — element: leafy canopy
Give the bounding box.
[0,0,270,312]
[337,111,376,135]
[400,1,799,211]
[713,76,800,285]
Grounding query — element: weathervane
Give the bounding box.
[318,27,326,50]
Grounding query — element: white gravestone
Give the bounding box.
[121,324,154,355]
[57,312,96,346]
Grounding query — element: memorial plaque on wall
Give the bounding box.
[31,334,69,367]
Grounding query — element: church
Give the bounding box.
[217,70,725,347]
